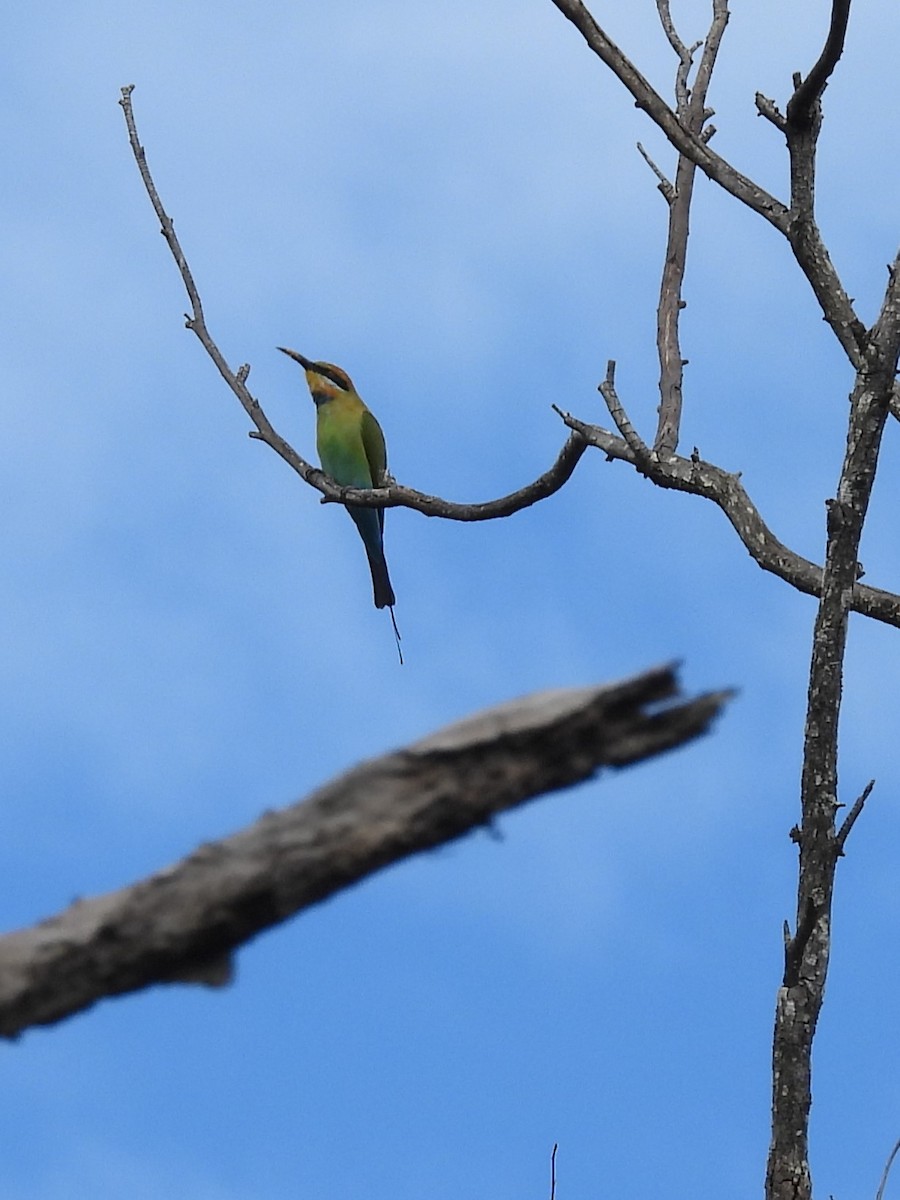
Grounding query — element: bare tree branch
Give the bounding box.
[778,1,867,372]
[767,368,892,1200]
[548,1,867,367]
[650,0,729,456]
[835,778,875,854]
[688,0,729,112]
[786,0,852,129]
[876,1135,900,1200]
[553,405,900,631]
[0,667,730,1040]
[636,141,675,202]
[251,425,590,522]
[118,86,588,526]
[654,2,702,110]
[870,251,900,354]
[548,0,787,227]
[598,360,651,466]
[755,92,787,133]
[766,185,900,1200]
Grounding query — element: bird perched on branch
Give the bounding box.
[278,349,401,659]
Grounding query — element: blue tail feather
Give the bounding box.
[349,506,395,609]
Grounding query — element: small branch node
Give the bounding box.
[755,93,787,131]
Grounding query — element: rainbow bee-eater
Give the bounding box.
[278,349,401,655]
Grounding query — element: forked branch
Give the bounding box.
[550,0,866,366]
[549,0,787,228]
[553,395,900,632]
[647,0,729,454]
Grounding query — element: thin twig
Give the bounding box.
[689,0,730,113]
[598,361,652,466]
[656,0,689,61]
[755,93,787,132]
[636,142,675,202]
[876,1136,900,1200]
[119,86,589,525]
[835,778,875,854]
[550,1143,558,1200]
[655,0,697,111]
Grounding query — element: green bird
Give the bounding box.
[278,349,401,650]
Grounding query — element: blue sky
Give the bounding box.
[2,1,900,1196]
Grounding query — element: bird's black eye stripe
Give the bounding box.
[314,363,349,390]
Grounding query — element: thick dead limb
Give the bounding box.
[767,371,889,1200]
[766,239,900,1200]
[119,86,586,525]
[0,666,729,1040]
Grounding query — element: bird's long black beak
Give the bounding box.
[277,346,312,369]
